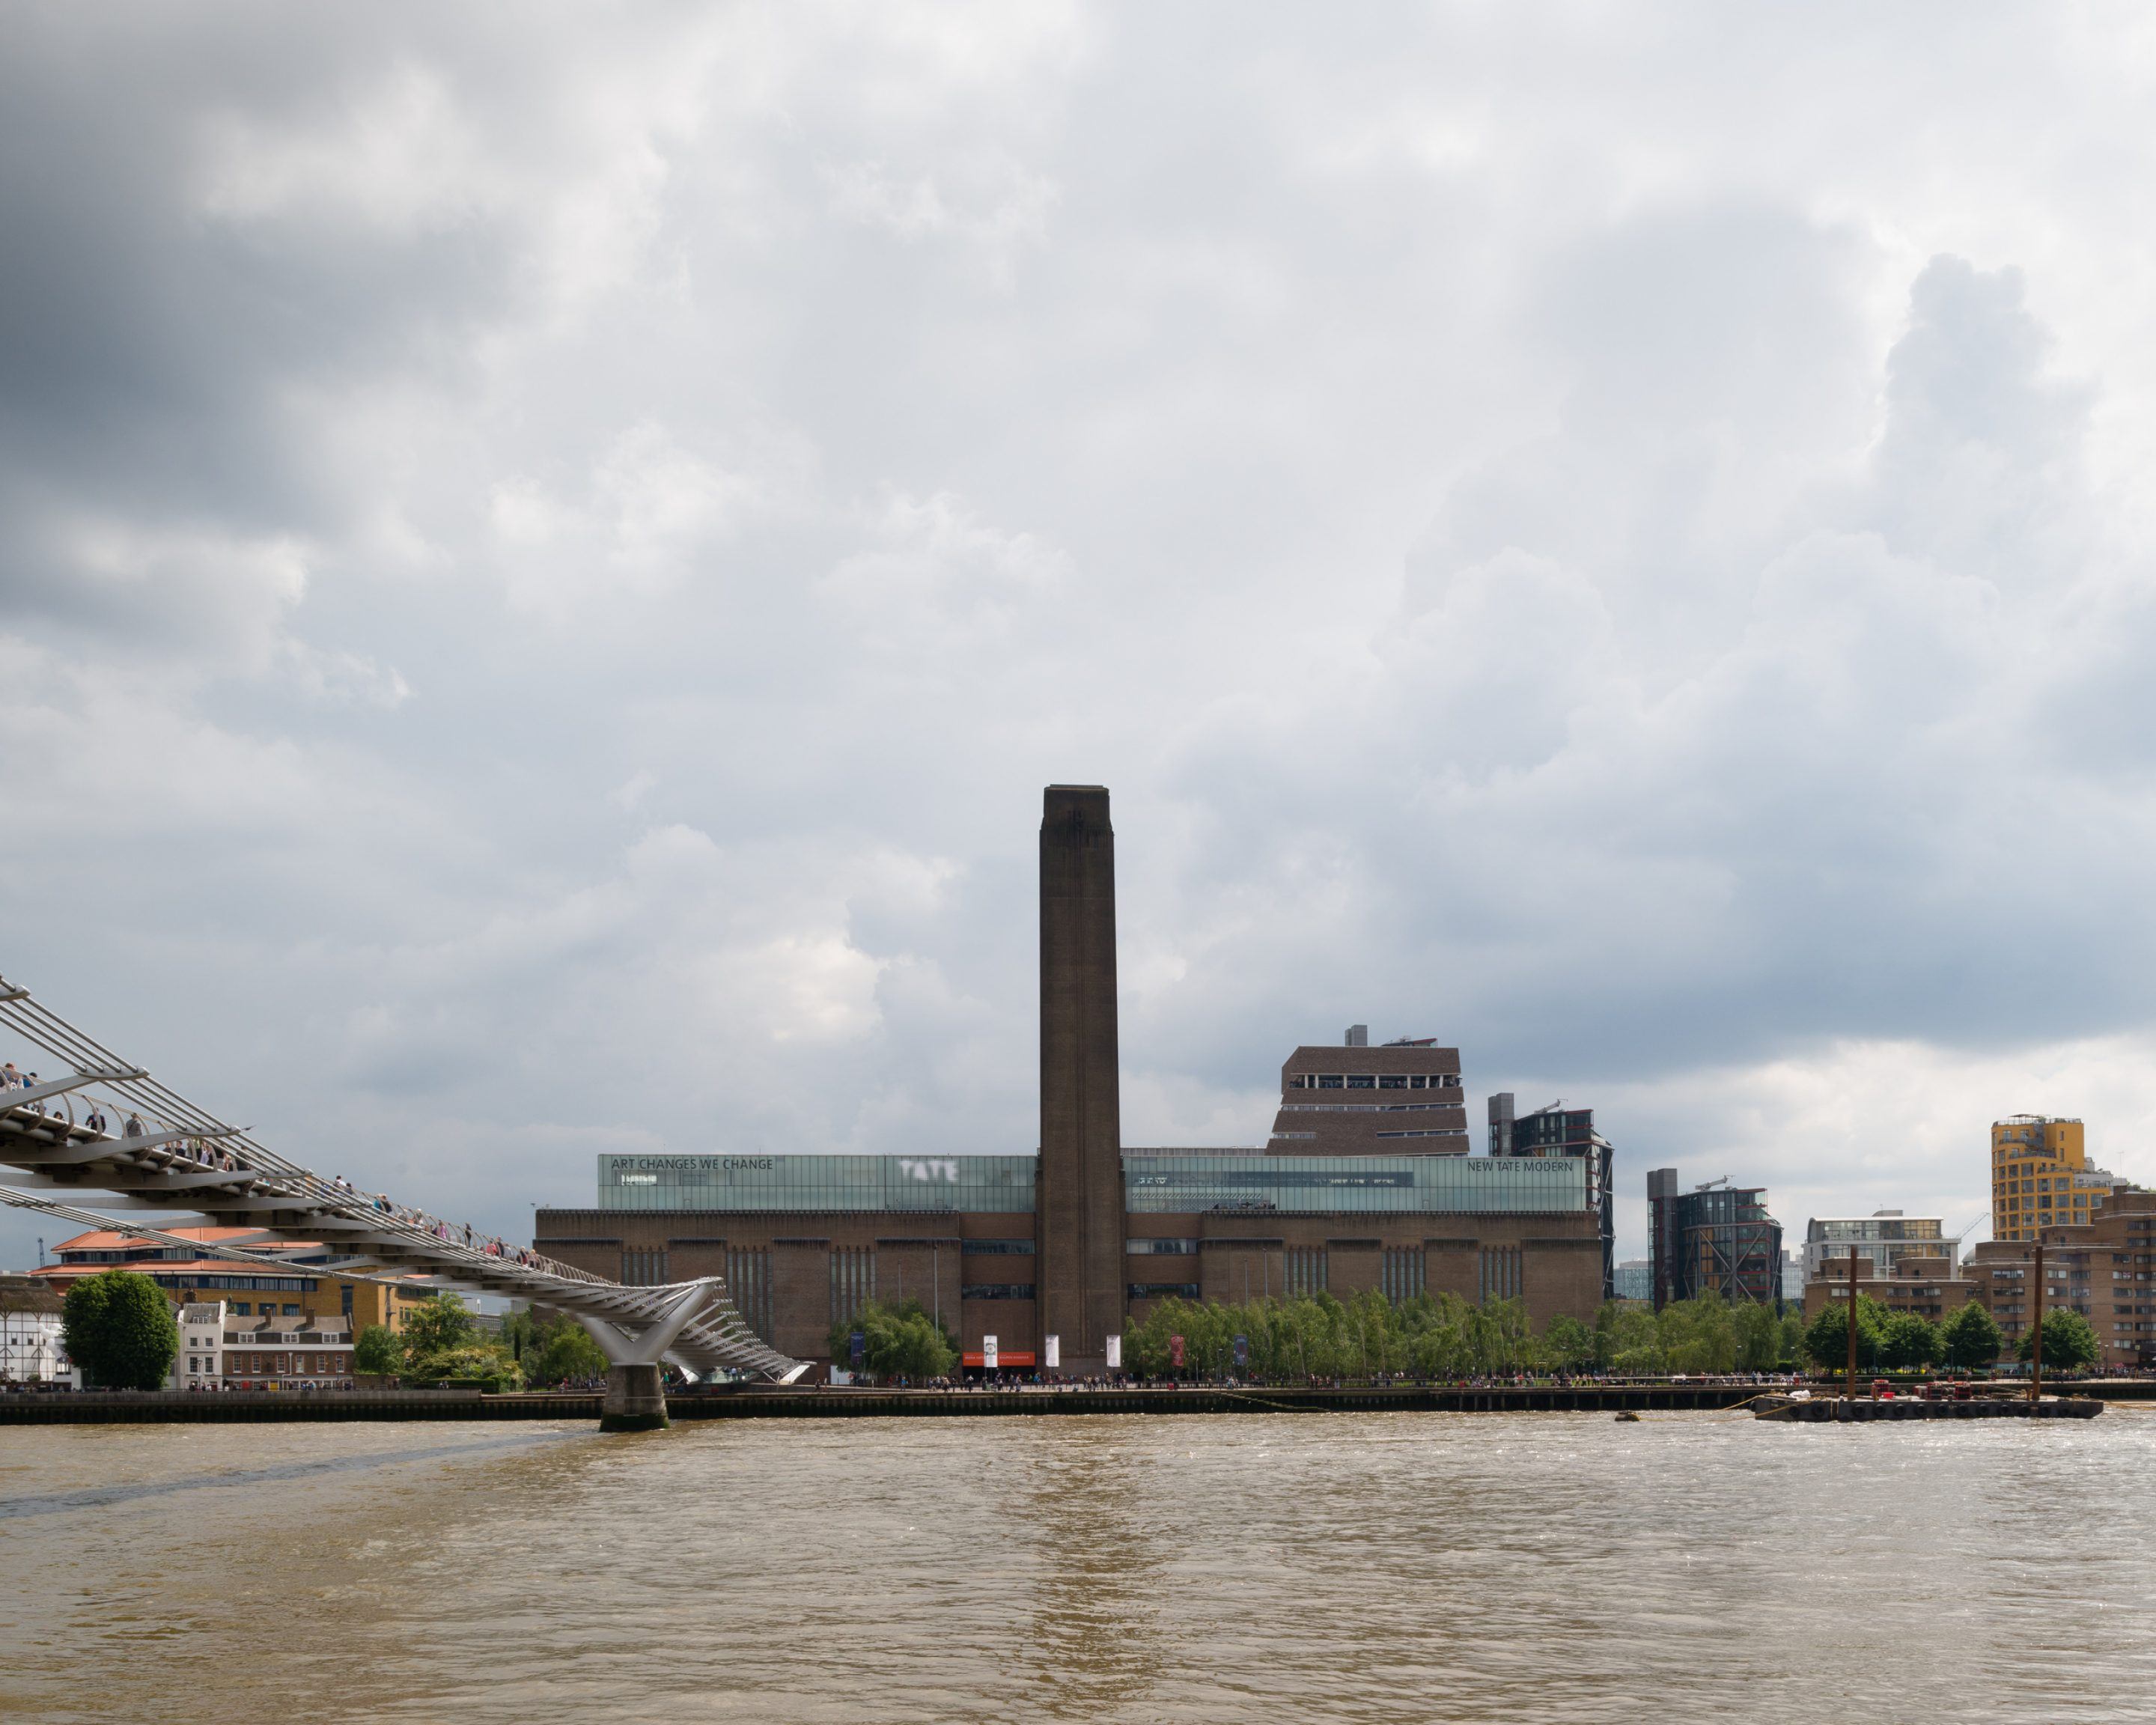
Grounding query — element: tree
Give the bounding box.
[1732,1300,1785,1372]
[2017,1308,2101,1372]
[534,1316,609,1384]
[61,1269,179,1390]
[1606,1303,1663,1373]
[422,1343,523,1390]
[499,1306,540,1366]
[1877,1310,1941,1370]
[1544,1314,1598,1370]
[1802,1294,1886,1375]
[828,1298,957,1381]
[1938,1300,2003,1371]
[353,1324,401,1376]
[1775,1309,1809,1369]
[1656,1296,1739,1374]
[399,1293,475,1373]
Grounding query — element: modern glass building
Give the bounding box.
[597,1151,1585,1217]
[1646,1169,1785,1309]
[598,1153,1036,1214]
[1802,1212,1957,1281]
[1124,1154,1585,1215]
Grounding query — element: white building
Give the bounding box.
[0,1274,74,1384]
[172,1300,227,1390]
[1803,1211,1960,1281]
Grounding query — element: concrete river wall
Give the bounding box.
[7,1379,2155,1423]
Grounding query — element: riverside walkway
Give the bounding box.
[28,1379,2153,1424]
[0,972,806,1408]
[0,1382,1772,1423]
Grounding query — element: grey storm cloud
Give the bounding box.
[4,3,2156,1268]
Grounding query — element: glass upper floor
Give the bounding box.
[1806,1215,1943,1243]
[1124,1153,1586,1214]
[598,1153,1038,1213]
[597,1149,1588,1215]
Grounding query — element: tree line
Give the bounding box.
[1121,1289,1807,1378]
[55,1267,2105,1391]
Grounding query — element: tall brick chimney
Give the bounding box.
[1036,785,1124,1372]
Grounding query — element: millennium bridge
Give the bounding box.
[0,972,807,1426]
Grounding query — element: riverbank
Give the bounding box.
[8,1378,2156,1423]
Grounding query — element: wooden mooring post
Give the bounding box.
[2029,1238,2045,1405]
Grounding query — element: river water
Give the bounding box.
[4,1408,2153,1723]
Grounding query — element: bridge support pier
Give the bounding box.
[600,1363,669,1432]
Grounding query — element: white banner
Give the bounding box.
[1044,1333,1060,1370]
[982,1333,998,1370]
[1105,1334,1122,1369]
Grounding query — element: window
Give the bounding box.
[1318,1074,1344,1089]
[726,1247,773,1342]
[232,1303,251,1315]
[1479,1247,1523,1303]
[964,1283,1035,1300]
[831,1246,875,1325]
[1383,1247,1424,1303]
[1286,1247,1327,1297]
[1288,1074,1308,1089]
[1127,1283,1200,1300]
[1132,1238,1198,1255]
[1410,1075,1428,1089]
[282,1304,299,1316]
[1378,1074,1407,1090]
[963,1239,1036,1255]
[1345,1074,1376,1090]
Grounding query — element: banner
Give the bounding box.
[1044,1333,1060,1370]
[1105,1334,1122,1369]
[1169,1333,1184,1369]
[1233,1334,1249,1369]
[982,1333,998,1371]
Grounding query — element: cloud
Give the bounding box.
[7,7,2156,1274]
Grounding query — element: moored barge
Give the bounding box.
[1754,1392,2101,1422]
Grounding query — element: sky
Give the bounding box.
[6,4,2156,1271]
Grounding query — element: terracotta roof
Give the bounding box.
[50,1226,262,1251]
[33,1257,326,1281]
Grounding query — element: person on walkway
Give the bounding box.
[123,1111,147,1139]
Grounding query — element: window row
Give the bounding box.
[1279,1102,1460,1114]
[1289,1074,1461,1091]
[1128,1283,1202,1300]
[965,1283,1035,1300]
[1131,1238,1199,1255]
[1381,1247,1424,1303]
[963,1239,1036,1255]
